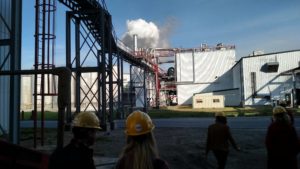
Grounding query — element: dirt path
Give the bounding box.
[92,128,269,169]
[21,126,300,169]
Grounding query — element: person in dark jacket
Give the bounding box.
[115,110,170,169]
[265,106,299,169]
[205,112,240,169]
[48,112,101,169]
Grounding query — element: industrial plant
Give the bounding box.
[0,0,300,168]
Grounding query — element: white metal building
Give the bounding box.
[176,45,236,105]
[176,47,300,107]
[231,50,300,106]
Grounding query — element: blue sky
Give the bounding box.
[22,0,300,69]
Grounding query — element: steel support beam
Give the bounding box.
[8,0,22,144]
[120,54,124,118]
[143,70,147,112]
[0,39,10,46]
[66,12,72,123]
[108,18,114,130]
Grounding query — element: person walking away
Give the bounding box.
[48,111,101,169]
[205,112,240,169]
[115,110,170,169]
[278,100,295,125]
[265,106,299,169]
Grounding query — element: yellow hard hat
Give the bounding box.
[273,106,286,115]
[72,112,101,129]
[215,112,225,117]
[125,110,154,136]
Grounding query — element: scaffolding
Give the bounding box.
[0,0,160,146]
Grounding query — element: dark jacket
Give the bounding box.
[48,139,96,169]
[206,122,238,153]
[265,121,299,169]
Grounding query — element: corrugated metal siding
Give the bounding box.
[176,49,236,105]
[242,51,300,105]
[177,84,210,105]
[0,76,10,131]
[176,52,194,82]
[232,63,241,89]
[0,0,12,133]
[194,50,235,83]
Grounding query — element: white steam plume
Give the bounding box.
[121,18,175,49]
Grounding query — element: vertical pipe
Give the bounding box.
[101,52,106,130]
[66,12,71,123]
[292,71,297,108]
[155,57,160,108]
[75,18,80,114]
[143,69,147,112]
[97,50,101,123]
[40,0,46,146]
[117,51,121,118]
[52,0,56,67]
[33,0,40,148]
[66,12,71,68]
[47,0,51,92]
[9,0,22,144]
[120,55,124,118]
[108,17,114,130]
[100,9,106,130]
[129,65,133,113]
[133,34,138,52]
[51,0,57,110]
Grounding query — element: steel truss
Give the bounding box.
[63,0,120,130]
[129,65,147,112]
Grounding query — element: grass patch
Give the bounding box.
[148,106,276,118]
[20,111,58,120]
[19,106,300,120]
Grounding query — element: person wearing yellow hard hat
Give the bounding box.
[115,110,170,169]
[265,106,299,169]
[205,112,240,169]
[49,112,101,169]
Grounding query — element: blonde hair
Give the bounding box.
[119,132,158,169]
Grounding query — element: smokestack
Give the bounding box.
[133,34,138,52]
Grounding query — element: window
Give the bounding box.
[213,99,220,103]
[196,99,203,103]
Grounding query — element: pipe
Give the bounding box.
[52,67,71,149]
[133,34,138,52]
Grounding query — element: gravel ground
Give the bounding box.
[21,126,300,169]
[91,128,270,169]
